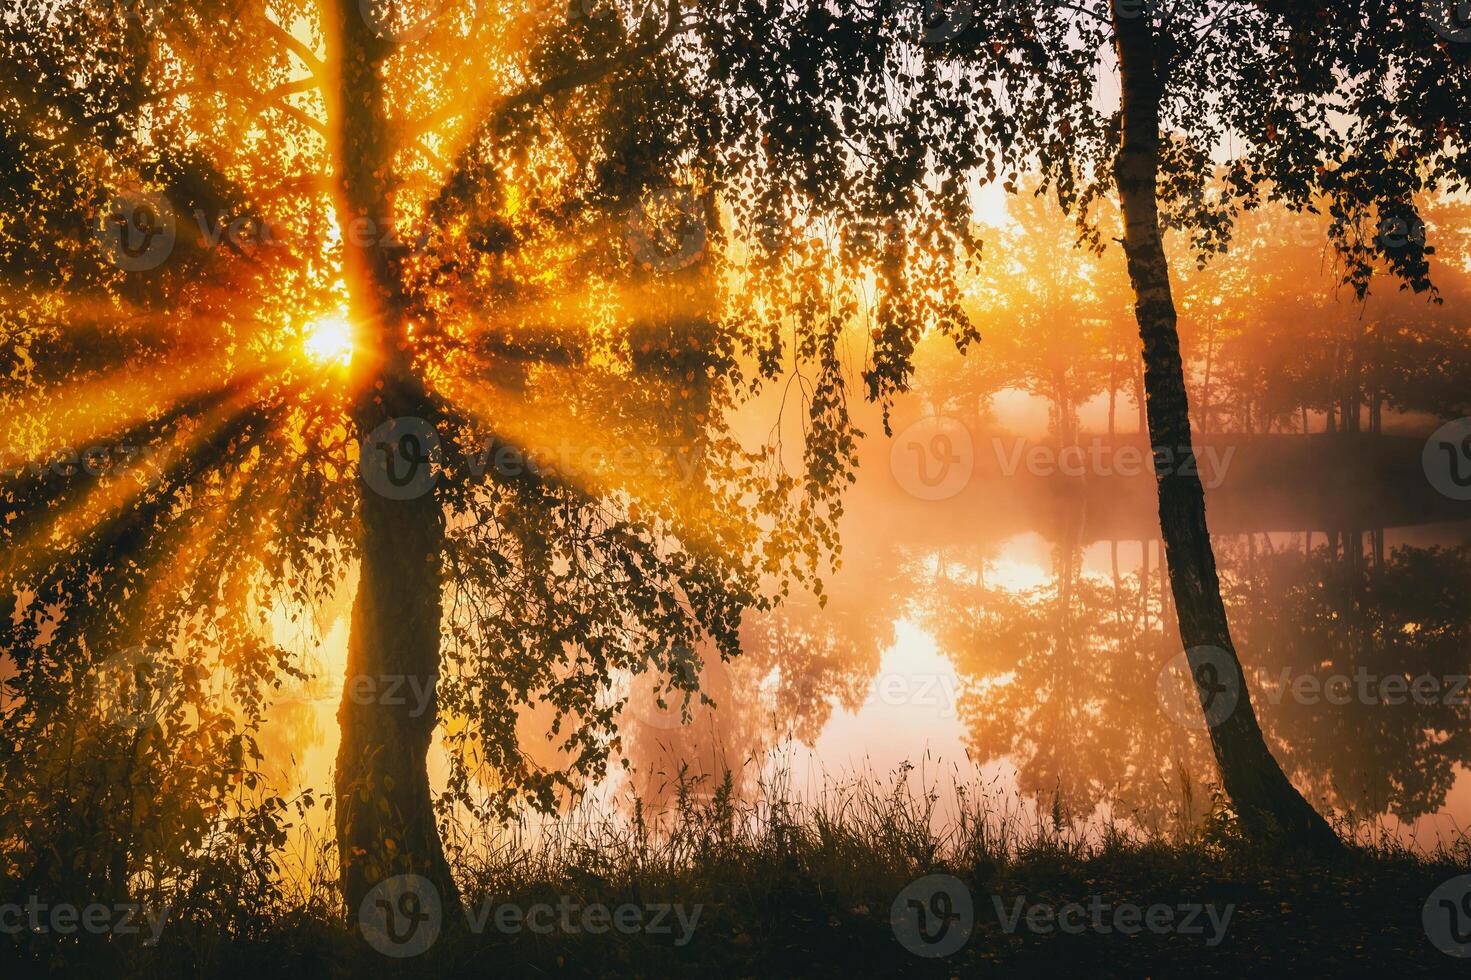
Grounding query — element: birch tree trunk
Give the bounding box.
[1110,0,1340,854]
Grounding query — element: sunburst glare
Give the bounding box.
[302,315,355,368]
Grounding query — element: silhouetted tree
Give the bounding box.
[0,0,855,913]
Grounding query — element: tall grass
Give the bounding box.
[8,761,1468,978]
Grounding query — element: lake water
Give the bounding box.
[259,409,1471,855]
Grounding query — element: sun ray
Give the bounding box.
[430,357,757,574]
[8,347,258,462]
[445,277,722,347]
[4,372,287,585]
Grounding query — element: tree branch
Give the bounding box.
[497,0,689,122]
[268,100,329,139]
[430,0,691,209]
[260,14,325,80]
[257,76,321,106]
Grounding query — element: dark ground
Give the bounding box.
[6,841,1467,978]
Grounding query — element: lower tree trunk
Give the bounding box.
[1111,0,1340,854]
[335,377,458,914]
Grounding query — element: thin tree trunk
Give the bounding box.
[1344,339,1361,435]
[1201,317,1215,432]
[1110,0,1340,853]
[1140,538,1150,630]
[1135,367,1147,436]
[1108,354,1119,438]
[1110,537,1123,627]
[328,0,458,911]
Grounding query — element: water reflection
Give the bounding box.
[252,421,1471,846]
[615,421,1471,844]
[1221,532,1471,826]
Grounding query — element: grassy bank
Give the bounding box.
[6,772,1468,978]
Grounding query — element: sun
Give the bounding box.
[302,315,355,368]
